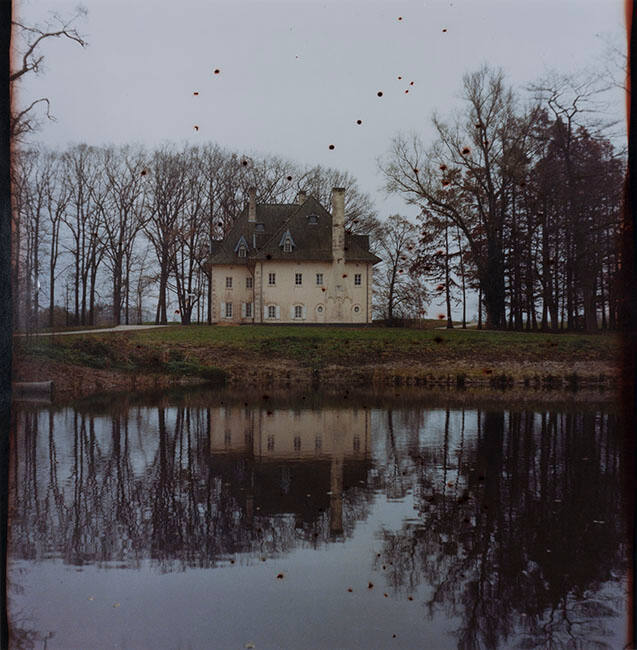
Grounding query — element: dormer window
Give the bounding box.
[234,235,249,257]
[308,214,318,225]
[255,223,265,232]
[278,228,296,252]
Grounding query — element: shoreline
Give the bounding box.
[13,355,619,403]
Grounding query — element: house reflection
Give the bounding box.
[208,407,371,537]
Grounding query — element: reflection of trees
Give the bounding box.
[9,405,372,572]
[377,409,626,649]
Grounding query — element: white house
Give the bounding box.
[208,187,380,324]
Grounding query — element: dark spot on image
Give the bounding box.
[442,28,447,32]
[377,91,383,97]
[405,90,409,94]
[462,147,471,155]
[397,76,402,80]
[328,144,335,150]
[439,164,447,171]
[140,170,147,176]
[276,573,284,580]
[398,16,402,21]
[193,125,199,131]
[368,582,374,589]
[241,160,248,166]
[347,587,353,592]
[286,175,292,181]
[433,336,443,344]
[193,91,199,96]
[214,68,220,74]
[356,119,362,125]
[410,81,414,86]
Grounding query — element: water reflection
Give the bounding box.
[8,395,627,649]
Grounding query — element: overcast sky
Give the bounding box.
[15,0,626,223]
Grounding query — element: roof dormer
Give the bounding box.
[234,235,249,258]
[279,229,296,253]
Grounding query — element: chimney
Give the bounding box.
[331,187,345,261]
[248,187,256,223]
[296,190,307,205]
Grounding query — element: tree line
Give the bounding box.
[381,66,625,330]
[11,143,381,329]
[11,65,625,331]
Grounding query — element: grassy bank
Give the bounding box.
[13,325,620,398]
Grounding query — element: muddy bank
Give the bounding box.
[13,355,618,403]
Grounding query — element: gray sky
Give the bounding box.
[16,0,626,219]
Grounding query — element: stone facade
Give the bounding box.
[208,187,380,324]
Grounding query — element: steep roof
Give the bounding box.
[209,194,381,265]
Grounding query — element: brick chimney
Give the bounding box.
[248,187,256,223]
[331,188,345,261]
[296,190,307,205]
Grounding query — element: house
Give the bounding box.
[208,187,381,324]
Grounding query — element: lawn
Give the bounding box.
[16,324,619,370]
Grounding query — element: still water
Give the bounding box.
[8,390,629,649]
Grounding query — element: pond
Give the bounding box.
[7,389,629,649]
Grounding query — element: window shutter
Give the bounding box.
[221,302,226,317]
[264,304,268,319]
[275,305,281,319]
[302,305,307,319]
[241,302,246,318]
[290,306,295,319]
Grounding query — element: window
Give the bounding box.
[284,239,292,253]
[354,273,362,286]
[225,302,233,318]
[317,305,323,313]
[256,223,265,232]
[294,436,301,451]
[224,431,232,446]
[294,305,303,318]
[245,302,252,318]
[268,305,276,319]
[267,435,275,451]
[353,435,360,452]
[268,273,276,285]
[308,214,318,225]
[225,276,232,289]
[316,273,323,285]
[315,435,322,451]
[246,276,253,289]
[238,246,247,258]
[295,273,302,285]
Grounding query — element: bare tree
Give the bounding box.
[61,144,106,325]
[381,66,540,328]
[144,146,190,324]
[10,8,88,140]
[374,215,426,321]
[92,146,148,325]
